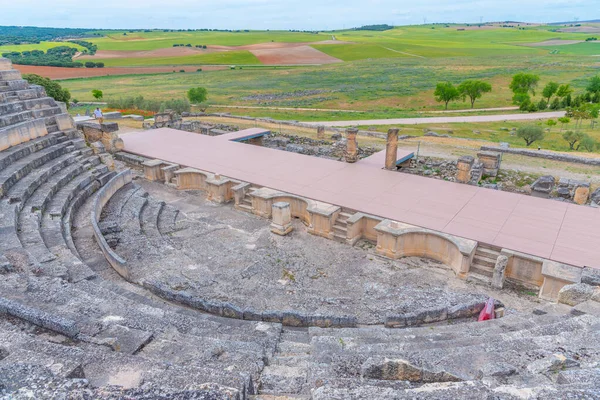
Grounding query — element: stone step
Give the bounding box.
[26,156,95,214]
[0,79,29,93]
[0,348,84,379]
[472,254,496,269]
[259,365,309,396]
[338,212,352,220]
[333,225,347,235]
[475,246,501,258]
[241,197,253,206]
[141,198,165,238]
[332,232,346,243]
[0,69,22,81]
[238,203,253,213]
[0,142,70,198]
[0,133,59,172]
[469,263,494,278]
[7,151,79,205]
[157,204,180,235]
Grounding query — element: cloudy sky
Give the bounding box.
[0,0,595,30]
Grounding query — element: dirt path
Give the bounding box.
[310,111,566,127]
[427,106,519,114]
[210,105,362,112]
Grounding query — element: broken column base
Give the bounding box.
[270,202,293,236]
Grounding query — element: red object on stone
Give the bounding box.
[478,298,496,321]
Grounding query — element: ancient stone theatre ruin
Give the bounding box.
[1,57,600,399]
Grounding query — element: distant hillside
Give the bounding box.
[548,20,600,25]
[0,26,99,46]
[352,24,394,31]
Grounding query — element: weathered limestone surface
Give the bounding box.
[477,151,501,177]
[374,219,477,278]
[540,260,582,301]
[558,283,598,306]
[456,156,474,184]
[491,255,508,289]
[344,128,359,163]
[270,202,293,235]
[385,128,399,170]
[531,175,555,198]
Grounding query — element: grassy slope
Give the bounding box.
[89,31,330,50]
[89,51,261,66]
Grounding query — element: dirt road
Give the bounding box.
[310,111,566,127]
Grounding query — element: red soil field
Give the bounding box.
[13,65,227,80]
[250,45,342,65]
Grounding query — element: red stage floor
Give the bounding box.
[122,128,600,269]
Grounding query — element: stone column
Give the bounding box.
[317,126,325,140]
[491,255,508,289]
[385,128,400,170]
[345,128,359,163]
[456,156,474,184]
[271,202,293,235]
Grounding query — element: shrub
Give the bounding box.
[179,69,185,72]
[187,87,208,104]
[196,68,202,72]
[91,89,103,100]
[22,74,70,105]
[96,62,104,68]
[517,125,544,146]
[550,98,561,110]
[578,135,597,152]
[527,102,538,113]
[85,61,96,68]
[537,99,547,110]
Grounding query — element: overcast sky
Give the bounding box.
[0,0,596,30]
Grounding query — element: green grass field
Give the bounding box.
[88,30,330,51]
[87,51,261,67]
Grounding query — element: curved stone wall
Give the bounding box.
[91,169,132,280]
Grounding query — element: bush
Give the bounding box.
[96,62,104,68]
[22,74,70,105]
[187,87,208,104]
[196,68,202,72]
[550,97,561,110]
[517,125,544,146]
[537,99,548,110]
[85,61,96,68]
[107,96,190,114]
[578,135,597,152]
[527,102,538,112]
[179,69,185,73]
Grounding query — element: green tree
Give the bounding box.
[549,97,561,110]
[509,72,540,102]
[91,89,103,100]
[546,119,557,131]
[457,80,492,108]
[22,74,70,105]
[186,87,208,104]
[558,116,570,131]
[587,75,600,95]
[434,82,460,110]
[517,125,544,146]
[562,130,584,150]
[578,134,597,152]
[542,81,559,104]
[513,92,531,106]
[556,84,573,99]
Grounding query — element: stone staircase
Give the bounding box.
[258,328,312,399]
[332,211,353,242]
[238,186,258,213]
[468,243,501,282]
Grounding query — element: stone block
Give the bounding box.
[104,111,122,120]
[581,266,600,286]
[557,283,597,306]
[573,186,590,205]
[540,260,582,301]
[531,175,555,198]
[90,141,105,154]
[270,202,293,236]
[491,255,508,289]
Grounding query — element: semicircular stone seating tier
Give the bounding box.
[1,57,600,399]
